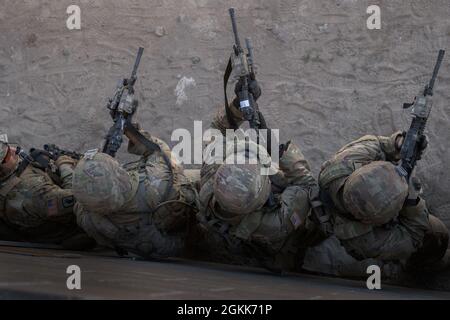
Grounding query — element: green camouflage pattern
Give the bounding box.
[319,131,403,192]
[0,162,85,244]
[73,152,137,214]
[319,133,445,266]
[214,162,271,215]
[0,142,8,163]
[73,130,198,259]
[214,140,271,215]
[343,161,409,225]
[196,105,316,268]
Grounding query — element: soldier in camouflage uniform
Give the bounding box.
[194,79,327,272]
[0,141,95,249]
[72,128,198,260]
[305,132,449,278]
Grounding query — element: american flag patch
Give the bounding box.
[47,199,58,217]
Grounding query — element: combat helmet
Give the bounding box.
[213,140,272,216]
[342,161,408,225]
[73,152,138,213]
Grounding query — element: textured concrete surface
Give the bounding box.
[0,247,449,299]
[0,1,449,222]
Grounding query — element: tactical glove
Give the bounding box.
[234,78,261,101]
[395,132,428,160]
[416,134,428,160]
[405,170,422,206]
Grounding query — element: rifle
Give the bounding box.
[225,8,276,154]
[14,144,80,182]
[101,48,174,203]
[14,146,61,185]
[396,49,445,179]
[44,144,82,161]
[102,47,144,157]
[227,8,260,130]
[15,147,38,177]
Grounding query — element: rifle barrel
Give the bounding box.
[130,47,144,79]
[427,49,445,94]
[229,8,241,49]
[245,38,253,61]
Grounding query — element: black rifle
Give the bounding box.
[44,144,82,161]
[15,147,38,177]
[225,8,276,155]
[14,146,64,186]
[396,49,445,179]
[228,8,260,130]
[14,143,80,178]
[101,48,174,205]
[103,47,144,157]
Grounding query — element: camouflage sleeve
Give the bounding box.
[55,156,78,189]
[258,143,316,244]
[398,198,430,247]
[278,142,316,189]
[376,131,404,162]
[200,105,239,188]
[21,168,76,221]
[235,184,312,254]
[234,143,316,250]
[319,131,403,192]
[210,103,244,136]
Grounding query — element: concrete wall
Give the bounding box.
[1,0,450,224]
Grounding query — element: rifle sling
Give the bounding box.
[223,58,275,156]
[16,159,31,177]
[224,57,239,129]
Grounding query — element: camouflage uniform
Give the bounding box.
[195,104,320,271]
[73,131,198,259]
[0,142,92,248]
[314,132,448,277]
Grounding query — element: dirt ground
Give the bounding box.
[1,0,450,224]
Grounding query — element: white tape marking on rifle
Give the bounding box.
[240,100,250,108]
